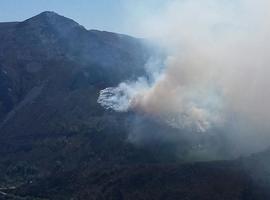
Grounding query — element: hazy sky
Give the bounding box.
[0,0,168,35]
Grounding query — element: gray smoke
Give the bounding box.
[98,0,270,157]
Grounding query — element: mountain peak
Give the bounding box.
[24,11,83,30]
[34,11,70,21]
[39,11,59,16]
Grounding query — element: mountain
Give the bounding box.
[0,11,270,200]
[0,11,148,121]
[0,10,181,191]
[0,10,153,190]
[0,11,153,143]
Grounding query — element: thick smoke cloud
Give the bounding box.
[98,0,270,156]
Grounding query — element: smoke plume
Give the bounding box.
[98,0,270,156]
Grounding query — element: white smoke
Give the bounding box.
[98,77,151,112]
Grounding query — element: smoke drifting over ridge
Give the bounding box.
[98,0,270,155]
